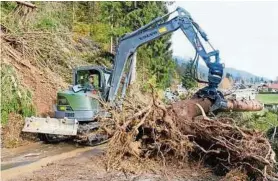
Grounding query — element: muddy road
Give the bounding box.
[1,142,80,171]
[1,142,96,180]
[1,142,220,181]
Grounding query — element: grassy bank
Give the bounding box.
[1,64,35,125]
[256,94,278,104]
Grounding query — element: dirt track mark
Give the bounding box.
[1,145,104,180]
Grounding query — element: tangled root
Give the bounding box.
[100,90,277,180]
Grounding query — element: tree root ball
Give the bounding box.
[101,95,276,180]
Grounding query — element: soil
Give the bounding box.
[1,113,30,148]
[1,41,68,148]
[219,77,232,90]
[2,39,68,116]
[1,143,221,181]
[14,62,67,116]
[22,67,65,116]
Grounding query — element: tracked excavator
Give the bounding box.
[22,7,227,145]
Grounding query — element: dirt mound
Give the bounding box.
[220,77,232,90]
[1,33,69,115]
[1,2,103,149]
[20,65,66,116]
[1,113,36,148]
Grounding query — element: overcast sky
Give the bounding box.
[168,1,278,80]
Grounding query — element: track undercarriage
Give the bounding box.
[23,117,109,146]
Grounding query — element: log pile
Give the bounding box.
[100,91,277,180]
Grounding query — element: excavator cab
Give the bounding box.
[55,66,111,121]
[74,68,101,91]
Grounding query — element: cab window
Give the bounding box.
[76,70,100,89]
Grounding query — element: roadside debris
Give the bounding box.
[100,89,277,180]
[24,153,41,157]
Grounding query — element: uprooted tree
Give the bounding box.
[99,89,277,180]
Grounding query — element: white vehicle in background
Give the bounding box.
[164,88,179,103]
[177,84,187,96]
[229,88,257,101]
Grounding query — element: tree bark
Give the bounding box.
[16,1,36,9]
[172,98,263,120]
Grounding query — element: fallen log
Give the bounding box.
[172,98,263,120]
[16,1,36,9]
[226,99,263,111]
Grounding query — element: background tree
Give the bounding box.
[250,77,254,84]
[225,73,231,79]
[98,2,175,89]
[182,60,198,89]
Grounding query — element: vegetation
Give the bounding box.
[99,2,176,89]
[181,60,198,89]
[1,1,176,85]
[248,111,277,132]
[1,2,176,124]
[256,94,278,104]
[1,64,35,124]
[220,111,277,133]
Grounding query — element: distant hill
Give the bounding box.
[174,56,269,82]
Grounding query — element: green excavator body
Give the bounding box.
[22,66,112,137]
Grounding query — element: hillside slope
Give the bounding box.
[1,2,177,124]
[1,2,106,124]
[2,37,67,115]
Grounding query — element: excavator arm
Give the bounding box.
[107,7,227,110]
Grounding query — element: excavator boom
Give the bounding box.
[107,7,226,110]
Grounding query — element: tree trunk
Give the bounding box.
[172,98,263,120]
[130,52,137,84]
[16,1,36,8]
